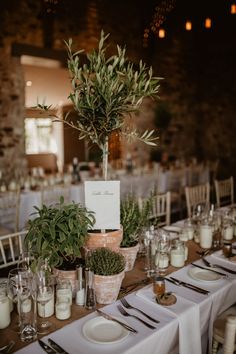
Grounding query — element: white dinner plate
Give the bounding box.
[188,266,222,282]
[163,226,181,233]
[82,316,129,344]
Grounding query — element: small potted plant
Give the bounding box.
[119,194,153,271]
[24,197,95,287]
[86,247,125,304]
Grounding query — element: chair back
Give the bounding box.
[41,185,71,206]
[223,315,236,354]
[214,176,234,208]
[185,183,210,218]
[0,230,27,269]
[139,192,171,227]
[0,189,21,234]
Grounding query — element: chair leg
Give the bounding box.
[212,339,219,354]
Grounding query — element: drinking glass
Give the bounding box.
[36,273,54,334]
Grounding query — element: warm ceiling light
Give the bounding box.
[231,4,236,14]
[26,80,32,87]
[158,29,165,38]
[185,21,192,31]
[205,18,212,28]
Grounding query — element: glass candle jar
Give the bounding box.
[170,240,185,267]
[222,218,234,240]
[199,219,213,249]
[55,298,71,320]
[183,219,195,240]
[56,280,72,305]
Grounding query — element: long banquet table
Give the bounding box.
[1,236,236,354]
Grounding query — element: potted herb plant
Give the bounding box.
[86,247,125,304]
[119,194,152,271]
[24,197,95,287]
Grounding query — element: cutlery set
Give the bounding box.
[165,277,210,295]
[201,257,236,274]
[38,339,69,354]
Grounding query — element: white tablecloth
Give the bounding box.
[15,251,236,354]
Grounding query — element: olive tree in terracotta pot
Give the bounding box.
[120,194,152,271]
[38,30,160,250]
[24,197,95,290]
[86,247,125,304]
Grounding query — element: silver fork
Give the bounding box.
[117,304,156,329]
[202,257,236,274]
[120,298,160,323]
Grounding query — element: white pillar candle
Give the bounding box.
[38,296,54,317]
[0,292,13,312]
[179,230,188,242]
[76,288,85,306]
[199,225,213,249]
[55,302,71,320]
[233,223,236,237]
[223,226,233,240]
[170,250,185,267]
[158,254,169,268]
[0,297,10,329]
[187,228,194,240]
[21,298,32,313]
[185,245,188,261]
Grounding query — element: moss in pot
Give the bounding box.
[86,247,125,304]
[120,194,153,271]
[24,197,95,285]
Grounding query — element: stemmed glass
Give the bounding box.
[17,251,33,270]
[36,272,54,334]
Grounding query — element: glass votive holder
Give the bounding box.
[0,297,10,329]
[222,218,234,241]
[222,242,232,258]
[56,280,72,305]
[170,240,185,268]
[55,298,71,320]
[199,220,213,249]
[183,219,195,240]
[155,251,169,276]
[153,275,165,296]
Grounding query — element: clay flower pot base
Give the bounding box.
[119,243,140,272]
[86,228,123,251]
[94,271,125,304]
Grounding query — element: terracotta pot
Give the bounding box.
[119,243,140,271]
[86,228,123,251]
[94,271,125,304]
[53,268,77,295]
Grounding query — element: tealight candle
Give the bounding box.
[0,297,10,329]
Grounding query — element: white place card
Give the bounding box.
[84,181,120,230]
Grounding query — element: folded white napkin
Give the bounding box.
[136,285,202,354]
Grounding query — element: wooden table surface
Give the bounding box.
[0,240,220,352]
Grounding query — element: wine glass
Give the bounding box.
[36,273,55,334]
[17,251,33,270]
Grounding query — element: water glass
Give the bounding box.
[18,272,37,342]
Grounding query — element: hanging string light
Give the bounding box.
[231,3,236,14]
[185,21,192,31]
[204,18,212,29]
[158,29,165,38]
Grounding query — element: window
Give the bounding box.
[25,118,57,154]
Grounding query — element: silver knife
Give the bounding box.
[96,309,138,333]
[38,340,57,354]
[191,263,228,277]
[48,339,69,354]
[165,277,209,295]
[169,277,210,294]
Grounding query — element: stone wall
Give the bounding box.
[0,0,235,181]
[0,47,26,183]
